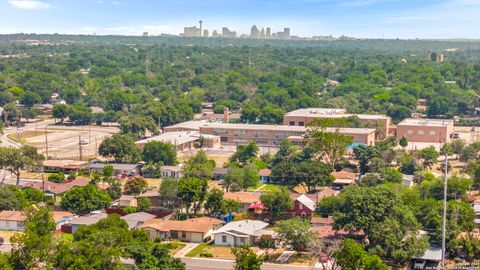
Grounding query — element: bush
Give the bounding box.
[48,172,66,183]
[137,197,151,211]
[68,171,77,180]
[200,252,213,257]
[78,168,90,177]
[123,206,136,214]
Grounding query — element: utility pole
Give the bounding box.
[78,136,83,161]
[45,126,49,158]
[441,152,448,269]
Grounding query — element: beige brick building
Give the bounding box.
[283,108,391,140]
[198,122,376,146]
[396,118,454,143]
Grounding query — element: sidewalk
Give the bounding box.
[174,243,200,258]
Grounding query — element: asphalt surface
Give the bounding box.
[181,258,315,270]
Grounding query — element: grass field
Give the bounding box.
[185,243,210,257]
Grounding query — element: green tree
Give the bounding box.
[294,160,334,192]
[223,166,244,192]
[142,141,177,165]
[52,104,70,123]
[260,187,293,222]
[0,146,44,186]
[204,188,224,214]
[0,186,22,210]
[399,136,408,148]
[307,126,353,168]
[232,245,264,270]
[335,239,388,270]
[276,217,314,252]
[61,184,111,214]
[10,205,56,269]
[48,172,66,183]
[99,134,140,163]
[137,197,151,211]
[229,142,259,167]
[182,150,215,180]
[68,104,93,125]
[20,91,42,107]
[123,177,148,195]
[107,180,122,200]
[159,177,180,209]
[177,177,208,215]
[419,146,439,169]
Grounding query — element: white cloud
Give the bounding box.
[8,0,53,10]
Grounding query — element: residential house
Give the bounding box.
[289,194,316,217]
[311,217,364,243]
[311,216,334,227]
[0,231,16,252]
[214,220,273,246]
[20,177,89,200]
[474,203,480,228]
[411,245,442,270]
[258,169,271,183]
[140,217,225,242]
[121,212,156,229]
[0,210,73,231]
[332,171,358,189]
[42,159,89,173]
[402,174,415,188]
[223,192,262,212]
[213,167,228,180]
[118,195,137,207]
[88,163,141,177]
[137,188,162,208]
[69,212,108,233]
[160,165,183,179]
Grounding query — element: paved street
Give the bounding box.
[181,257,315,270]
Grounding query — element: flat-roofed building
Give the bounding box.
[135,131,199,151]
[198,122,376,146]
[163,120,208,132]
[396,118,454,143]
[283,108,390,140]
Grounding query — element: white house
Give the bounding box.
[213,220,273,246]
[160,165,184,179]
[0,210,73,231]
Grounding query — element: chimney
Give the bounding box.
[223,107,230,123]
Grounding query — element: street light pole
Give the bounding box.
[441,153,448,269]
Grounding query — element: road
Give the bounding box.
[181,258,315,270]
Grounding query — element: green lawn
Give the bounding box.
[246,183,283,192]
[185,243,210,257]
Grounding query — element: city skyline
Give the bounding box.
[1,0,480,39]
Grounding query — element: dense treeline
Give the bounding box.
[1,37,480,130]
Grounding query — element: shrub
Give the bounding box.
[78,168,90,177]
[200,252,213,257]
[123,206,136,214]
[48,172,66,183]
[68,171,77,180]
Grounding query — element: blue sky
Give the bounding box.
[0,0,479,39]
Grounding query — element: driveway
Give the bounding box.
[174,243,200,258]
[181,257,315,270]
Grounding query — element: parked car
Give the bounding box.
[414,259,426,270]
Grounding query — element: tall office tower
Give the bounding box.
[212,30,221,37]
[203,30,209,37]
[250,25,260,38]
[142,32,148,37]
[222,27,237,38]
[283,28,291,39]
[199,20,203,36]
[183,26,201,37]
[266,27,271,37]
[260,28,265,38]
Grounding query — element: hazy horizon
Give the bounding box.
[1,0,479,39]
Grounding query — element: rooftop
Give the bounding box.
[0,210,73,222]
[284,108,388,120]
[88,163,140,171]
[21,177,89,195]
[71,213,108,226]
[163,120,208,131]
[285,108,347,117]
[200,122,376,135]
[136,131,200,146]
[121,212,156,223]
[224,192,262,204]
[43,159,88,168]
[140,217,224,233]
[214,220,269,236]
[397,118,454,127]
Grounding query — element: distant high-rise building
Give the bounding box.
[250,25,260,38]
[199,20,203,37]
[222,27,237,38]
[260,28,265,38]
[203,29,209,37]
[212,30,221,37]
[283,28,291,39]
[266,27,271,37]
[142,32,149,37]
[183,26,201,37]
